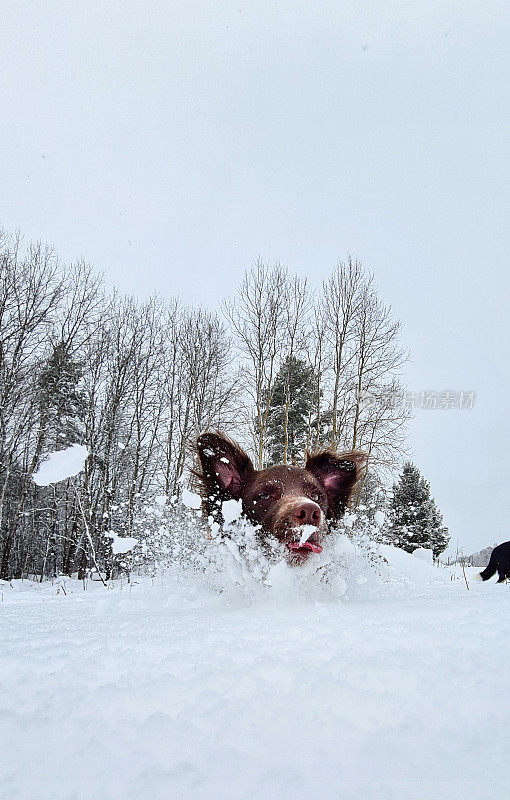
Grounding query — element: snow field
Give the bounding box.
[1,550,509,800]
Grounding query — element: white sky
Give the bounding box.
[2,1,509,554]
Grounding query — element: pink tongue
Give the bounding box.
[288,540,323,554]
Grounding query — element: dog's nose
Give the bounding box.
[292,501,321,526]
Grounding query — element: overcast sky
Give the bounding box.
[2,1,509,554]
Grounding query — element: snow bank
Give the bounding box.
[32,444,89,486]
[413,547,434,564]
[380,544,450,585]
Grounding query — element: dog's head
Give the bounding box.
[196,432,366,563]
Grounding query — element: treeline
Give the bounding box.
[0,229,409,580]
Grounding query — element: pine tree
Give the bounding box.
[34,343,88,578]
[386,462,449,556]
[37,341,86,451]
[265,356,316,465]
[428,500,450,558]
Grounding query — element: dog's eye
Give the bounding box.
[258,492,272,501]
[310,491,321,502]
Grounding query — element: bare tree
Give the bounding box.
[224,261,288,467]
[321,258,364,448]
[348,284,410,472]
[0,235,65,578]
[162,306,239,496]
[304,303,328,452]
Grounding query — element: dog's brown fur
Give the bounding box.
[196,432,366,561]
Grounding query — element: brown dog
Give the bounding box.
[196,432,366,562]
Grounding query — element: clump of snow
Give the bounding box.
[298,524,317,545]
[373,509,385,527]
[342,511,356,528]
[181,488,202,509]
[221,498,242,525]
[107,531,138,555]
[32,444,89,486]
[264,558,296,595]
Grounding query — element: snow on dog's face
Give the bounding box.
[196,432,365,564]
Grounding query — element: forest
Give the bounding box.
[0,229,412,580]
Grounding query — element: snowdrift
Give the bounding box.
[379,544,450,585]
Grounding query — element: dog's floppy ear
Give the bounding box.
[197,432,255,501]
[305,449,366,519]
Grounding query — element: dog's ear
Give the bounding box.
[305,450,366,518]
[197,432,255,501]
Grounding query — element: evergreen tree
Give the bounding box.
[37,341,86,451]
[265,356,316,465]
[428,500,450,558]
[386,462,449,556]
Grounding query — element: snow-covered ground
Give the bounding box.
[1,550,509,800]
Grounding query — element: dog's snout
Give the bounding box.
[292,501,321,526]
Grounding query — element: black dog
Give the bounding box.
[476,541,510,583]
